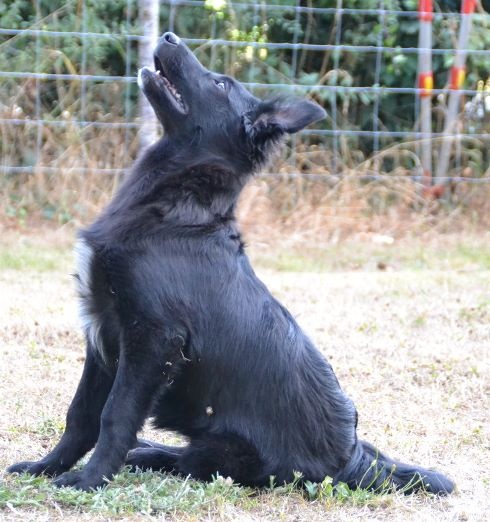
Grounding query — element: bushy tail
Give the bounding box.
[336,440,454,495]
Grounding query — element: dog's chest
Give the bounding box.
[74,239,106,356]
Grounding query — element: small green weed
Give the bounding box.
[459,300,490,322]
[412,313,428,328]
[357,321,378,334]
[33,418,66,438]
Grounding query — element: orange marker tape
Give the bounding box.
[450,67,466,90]
[418,72,434,96]
[418,0,433,21]
[462,0,476,14]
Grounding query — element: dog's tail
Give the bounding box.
[335,439,454,495]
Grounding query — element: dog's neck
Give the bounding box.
[87,139,253,241]
[134,139,251,220]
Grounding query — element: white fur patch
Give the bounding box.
[74,239,104,357]
[137,67,152,90]
[137,68,145,90]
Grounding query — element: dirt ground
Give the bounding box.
[0,244,489,520]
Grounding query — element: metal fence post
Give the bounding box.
[435,0,476,187]
[138,0,160,151]
[417,0,434,189]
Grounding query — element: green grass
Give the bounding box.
[7,417,65,439]
[0,471,396,518]
[1,471,249,516]
[0,244,71,272]
[250,237,490,272]
[458,299,490,322]
[0,234,488,274]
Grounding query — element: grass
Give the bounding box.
[249,234,490,272]
[0,231,72,272]
[0,243,70,272]
[0,233,489,520]
[1,229,489,274]
[1,470,397,518]
[1,471,251,517]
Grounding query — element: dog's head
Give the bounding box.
[138,32,326,168]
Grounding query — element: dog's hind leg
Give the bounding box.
[134,438,170,450]
[126,435,266,482]
[126,446,185,473]
[7,345,114,477]
[177,433,269,487]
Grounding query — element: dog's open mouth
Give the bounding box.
[152,56,186,112]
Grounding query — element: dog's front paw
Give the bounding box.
[7,459,64,477]
[52,470,106,491]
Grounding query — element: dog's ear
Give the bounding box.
[245,99,326,142]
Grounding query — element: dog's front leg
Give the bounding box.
[52,330,182,491]
[7,345,114,478]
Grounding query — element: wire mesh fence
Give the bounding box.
[0,0,489,214]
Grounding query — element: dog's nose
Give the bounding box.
[162,32,180,45]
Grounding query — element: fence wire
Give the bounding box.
[0,0,489,187]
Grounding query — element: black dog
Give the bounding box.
[8,32,453,495]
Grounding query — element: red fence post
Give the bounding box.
[434,0,476,190]
[417,0,434,190]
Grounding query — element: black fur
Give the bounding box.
[8,32,453,496]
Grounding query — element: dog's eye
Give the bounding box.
[214,79,226,90]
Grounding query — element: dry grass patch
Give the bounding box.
[0,244,489,520]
